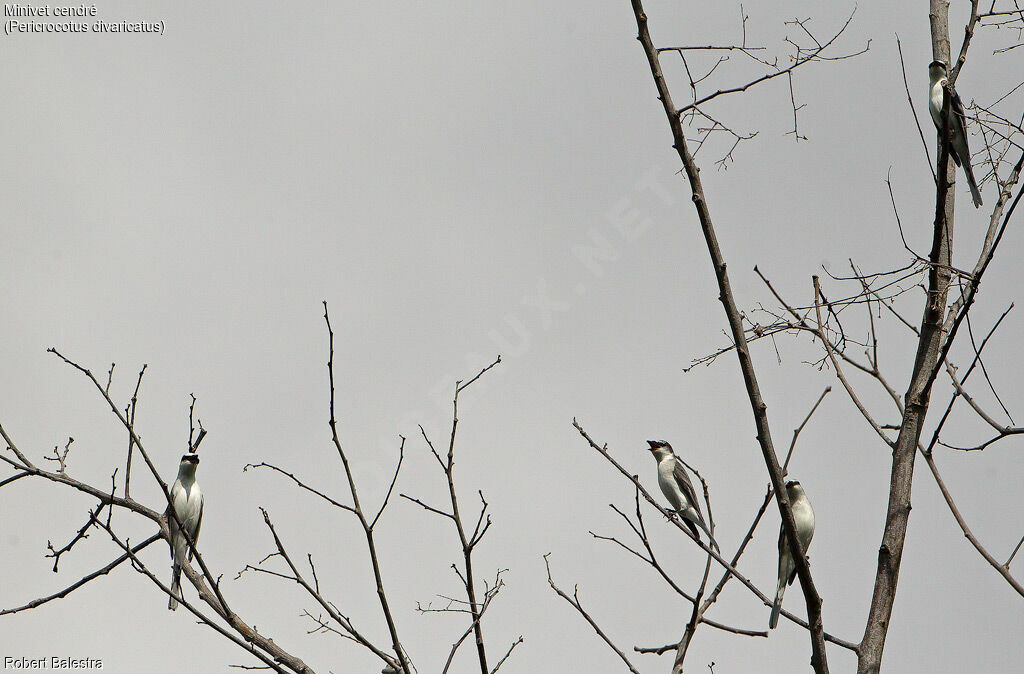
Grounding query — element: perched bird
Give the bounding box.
[769,480,815,629]
[646,440,719,551]
[167,452,203,610]
[928,60,983,208]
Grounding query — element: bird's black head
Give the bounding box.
[785,479,800,488]
[647,440,670,451]
[929,59,948,74]
[181,453,200,464]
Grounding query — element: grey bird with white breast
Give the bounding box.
[928,60,983,208]
[769,479,815,629]
[646,440,719,551]
[167,452,203,610]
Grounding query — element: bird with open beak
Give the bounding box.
[646,440,719,551]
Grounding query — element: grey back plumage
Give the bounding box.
[932,67,983,207]
[672,460,704,523]
[948,89,969,167]
[777,525,798,587]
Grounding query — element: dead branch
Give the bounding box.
[406,356,504,674]
[544,554,642,674]
[628,3,834,668]
[323,302,412,674]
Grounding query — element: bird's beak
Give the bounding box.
[647,441,658,450]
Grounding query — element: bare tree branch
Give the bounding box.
[323,301,412,674]
[1,534,161,615]
[408,356,502,674]
[544,554,642,674]
[857,6,961,670]
[627,3,833,669]
[676,9,868,117]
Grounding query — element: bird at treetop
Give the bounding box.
[928,60,983,208]
[167,452,203,610]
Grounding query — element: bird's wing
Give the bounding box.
[950,86,984,206]
[672,460,704,521]
[188,494,203,562]
[948,87,972,166]
[950,88,969,134]
[777,525,798,586]
[166,480,184,526]
[781,513,813,586]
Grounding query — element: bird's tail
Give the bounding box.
[769,576,786,629]
[169,564,181,611]
[963,161,983,208]
[679,510,720,553]
[694,517,720,553]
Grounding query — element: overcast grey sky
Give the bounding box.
[2,1,1022,672]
